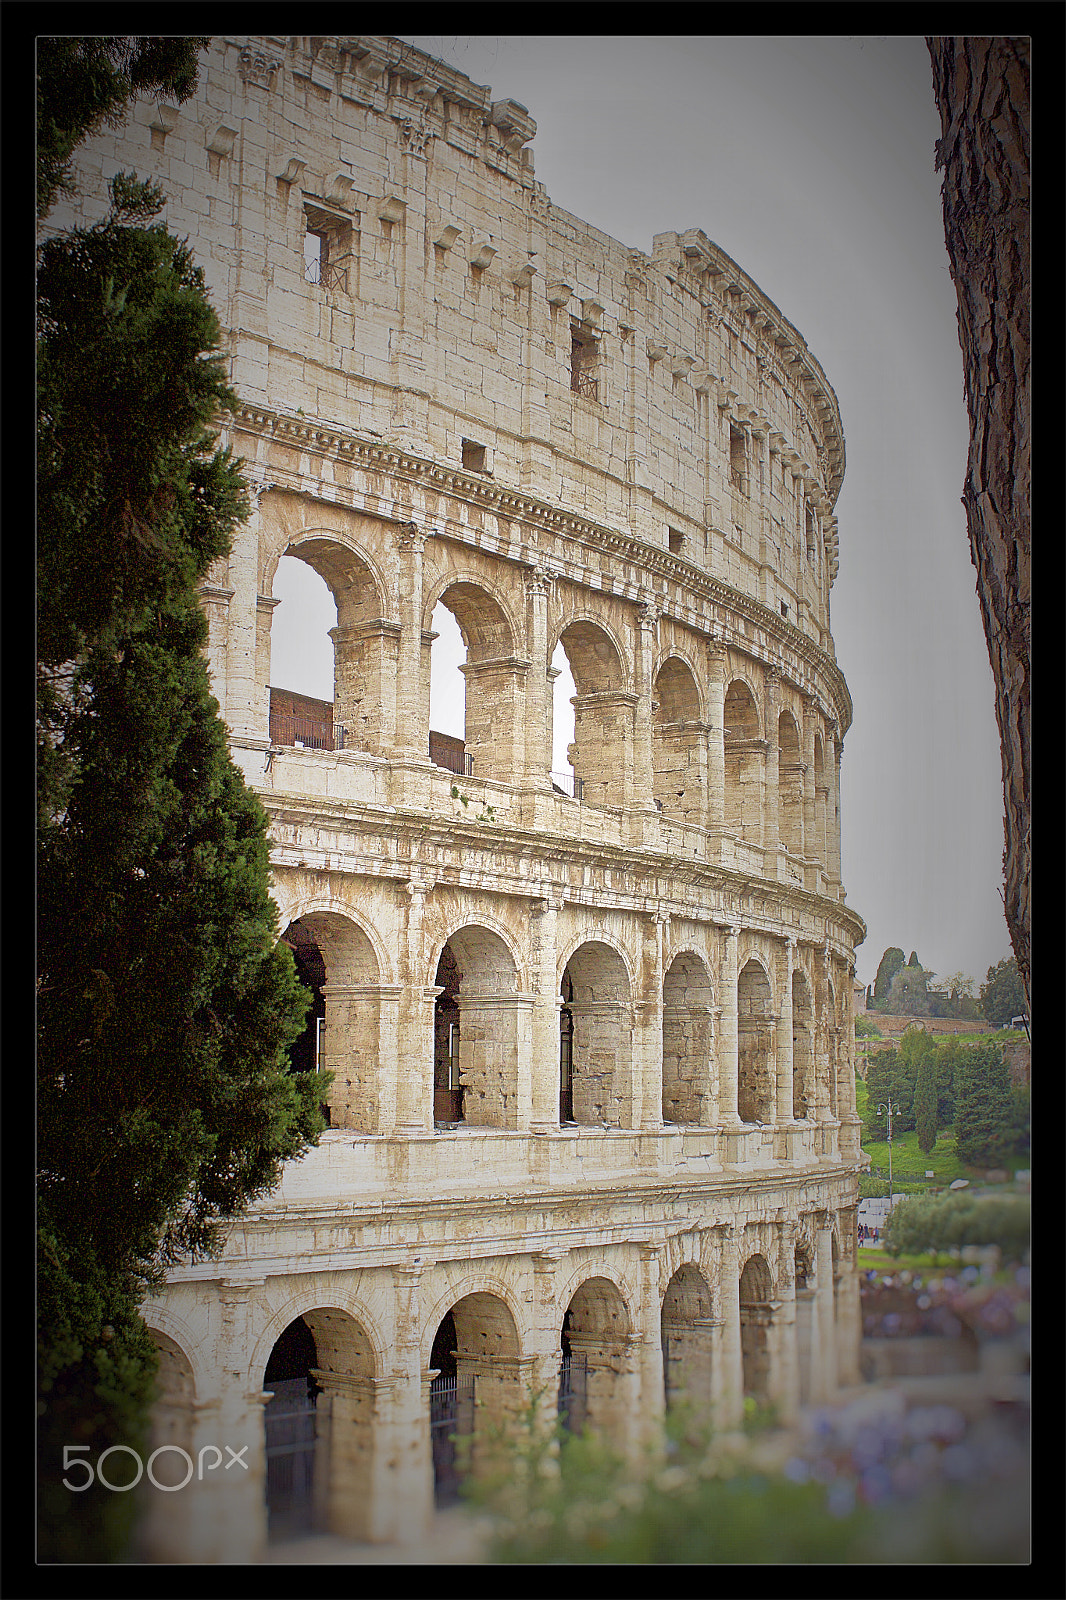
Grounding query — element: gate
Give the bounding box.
[430,1370,476,1506]
[558,1351,588,1434]
[265,1377,319,1539]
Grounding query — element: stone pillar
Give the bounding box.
[763,666,780,850]
[396,881,433,1131]
[525,568,554,790]
[530,893,562,1132]
[718,926,741,1127]
[813,1219,837,1401]
[706,641,727,831]
[224,486,268,750]
[633,600,657,810]
[188,1280,271,1563]
[638,1243,666,1452]
[830,733,843,888]
[834,1216,863,1387]
[530,1250,568,1442]
[394,524,431,762]
[197,577,234,722]
[715,1225,744,1429]
[386,1264,434,1542]
[802,694,820,866]
[769,1222,800,1423]
[310,1369,379,1541]
[638,913,666,1130]
[775,937,795,1129]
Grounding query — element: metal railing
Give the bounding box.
[550,770,583,800]
[304,257,349,293]
[431,744,474,776]
[572,365,599,401]
[269,712,345,751]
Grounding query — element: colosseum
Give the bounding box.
[49,36,868,1560]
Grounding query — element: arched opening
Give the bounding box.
[739,1254,774,1401]
[662,952,715,1125]
[270,539,389,754]
[550,639,579,797]
[270,554,337,748]
[559,971,575,1122]
[813,731,827,865]
[560,942,633,1127]
[652,657,705,822]
[136,1332,197,1559]
[433,926,521,1129]
[778,709,803,854]
[263,1316,321,1541]
[724,679,763,841]
[555,620,630,809]
[429,600,468,775]
[564,1278,632,1449]
[264,1308,378,1543]
[429,1293,521,1505]
[281,912,381,1131]
[794,1245,816,1406]
[432,582,522,784]
[558,1307,587,1434]
[737,959,775,1124]
[792,969,814,1119]
[661,1264,714,1416]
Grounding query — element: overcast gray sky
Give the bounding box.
[271,33,1011,992]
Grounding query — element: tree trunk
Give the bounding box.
[927,36,1030,1016]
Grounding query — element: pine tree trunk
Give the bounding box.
[927,37,1030,1015]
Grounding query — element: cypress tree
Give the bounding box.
[914,1049,938,1154]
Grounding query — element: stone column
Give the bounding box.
[224,485,268,752]
[801,694,820,866]
[530,1250,568,1442]
[715,1225,744,1429]
[633,600,658,810]
[775,937,795,1129]
[706,641,727,832]
[638,1243,666,1453]
[310,1369,379,1541]
[834,1214,863,1387]
[396,881,434,1132]
[525,568,554,790]
[830,732,843,888]
[189,1280,271,1563]
[638,913,666,1130]
[763,665,780,851]
[385,1263,434,1542]
[718,926,741,1127]
[529,893,562,1133]
[394,524,431,762]
[769,1221,800,1423]
[813,1218,837,1401]
[197,576,234,723]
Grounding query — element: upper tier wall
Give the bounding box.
[46,34,845,648]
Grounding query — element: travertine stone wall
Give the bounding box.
[47,35,868,1562]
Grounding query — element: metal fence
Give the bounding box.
[265,1377,318,1539]
[431,744,474,776]
[269,713,345,751]
[550,770,583,800]
[430,1370,476,1506]
[557,1351,588,1434]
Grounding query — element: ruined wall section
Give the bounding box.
[45,35,843,653]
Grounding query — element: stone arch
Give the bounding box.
[737,957,776,1124]
[791,967,814,1119]
[261,1305,378,1543]
[563,1275,633,1450]
[738,1253,775,1400]
[724,677,764,840]
[560,939,634,1127]
[266,517,395,756]
[661,1263,715,1416]
[778,707,803,855]
[662,950,715,1125]
[653,655,706,822]
[427,1287,523,1503]
[555,617,633,808]
[431,923,524,1129]
[427,575,524,784]
[281,909,384,1131]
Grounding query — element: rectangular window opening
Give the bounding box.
[303,205,354,293]
[729,426,748,495]
[668,528,685,555]
[571,324,599,401]
[461,438,488,473]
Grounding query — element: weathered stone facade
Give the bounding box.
[49,36,867,1560]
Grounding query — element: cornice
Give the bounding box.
[230,405,853,735]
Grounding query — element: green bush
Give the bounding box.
[883,1192,1030,1262]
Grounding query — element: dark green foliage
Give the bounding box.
[953,1042,1017,1167]
[886,965,933,1016]
[979,957,1026,1028]
[37,141,327,1556]
[907,950,919,967]
[872,947,905,1007]
[37,36,206,219]
[883,1191,1030,1262]
[913,1051,938,1154]
[864,1049,915,1139]
[854,1015,881,1038]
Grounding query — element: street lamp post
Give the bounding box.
[878,1099,901,1211]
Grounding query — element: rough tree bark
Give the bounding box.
[927,36,1030,1016]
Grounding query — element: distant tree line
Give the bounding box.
[864,949,1025,1027]
[864,1030,1029,1168]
